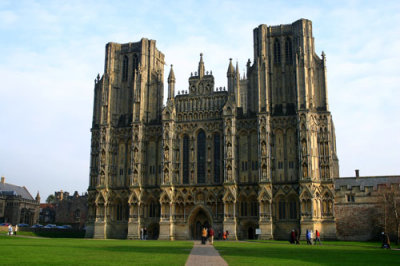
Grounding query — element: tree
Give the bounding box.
[379,184,400,244]
[46,194,56,204]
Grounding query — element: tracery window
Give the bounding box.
[285,38,293,64]
[116,203,123,221]
[133,54,138,70]
[250,201,258,216]
[122,55,129,81]
[289,200,297,219]
[240,201,247,216]
[278,200,286,219]
[274,39,281,64]
[197,130,206,184]
[149,201,159,217]
[183,135,189,184]
[213,133,221,183]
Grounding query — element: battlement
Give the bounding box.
[334,175,400,191]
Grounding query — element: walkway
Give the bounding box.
[185,241,228,266]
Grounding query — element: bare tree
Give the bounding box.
[378,184,400,244]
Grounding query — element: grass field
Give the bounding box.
[0,236,399,265]
[214,240,400,265]
[0,236,193,265]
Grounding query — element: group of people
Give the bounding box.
[289,229,321,245]
[200,227,231,244]
[7,224,18,236]
[140,227,147,240]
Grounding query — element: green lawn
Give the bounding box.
[214,240,400,265]
[0,236,193,265]
[1,236,399,265]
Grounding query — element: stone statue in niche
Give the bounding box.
[262,168,267,179]
[303,164,308,178]
[133,171,138,183]
[164,171,169,183]
[302,141,307,156]
[227,144,232,158]
[164,149,169,162]
[227,167,232,181]
[261,144,266,157]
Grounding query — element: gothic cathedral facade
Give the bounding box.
[86,19,339,240]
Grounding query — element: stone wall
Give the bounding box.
[334,176,400,241]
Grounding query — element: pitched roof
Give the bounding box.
[0,181,35,200]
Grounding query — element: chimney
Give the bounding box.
[1,176,4,184]
[355,169,359,178]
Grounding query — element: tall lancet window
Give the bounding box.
[182,135,189,184]
[197,130,206,184]
[133,54,138,70]
[122,55,129,81]
[274,39,281,64]
[285,38,293,64]
[214,133,221,183]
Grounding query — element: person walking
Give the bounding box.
[225,230,229,240]
[222,231,227,240]
[201,227,207,245]
[143,227,147,240]
[290,229,296,244]
[209,227,215,244]
[315,230,321,245]
[381,232,391,249]
[306,229,312,245]
[8,224,12,236]
[14,224,18,236]
[295,229,300,244]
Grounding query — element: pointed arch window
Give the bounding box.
[289,199,297,219]
[197,130,206,184]
[278,199,286,219]
[122,55,129,81]
[285,38,293,64]
[182,135,189,184]
[274,39,281,64]
[213,133,221,183]
[133,54,138,70]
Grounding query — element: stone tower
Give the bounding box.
[86,19,339,240]
[88,39,165,239]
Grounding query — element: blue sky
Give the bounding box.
[0,0,399,199]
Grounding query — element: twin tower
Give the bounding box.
[86,19,339,240]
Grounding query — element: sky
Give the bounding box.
[0,0,399,201]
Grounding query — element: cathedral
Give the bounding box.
[85,19,339,240]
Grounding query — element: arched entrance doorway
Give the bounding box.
[189,207,212,240]
[248,227,255,239]
[147,223,160,240]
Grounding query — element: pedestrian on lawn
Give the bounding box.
[314,230,321,245]
[201,227,207,245]
[306,229,312,245]
[209,227,215,244]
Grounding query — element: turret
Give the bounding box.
[168,64,175,100]
[35,191,40,203]
[227,58,235,93]
[235,61,241,106]
[198,53,205,78]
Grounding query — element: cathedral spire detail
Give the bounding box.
[198,53,205,78]
[168,64,175,100]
